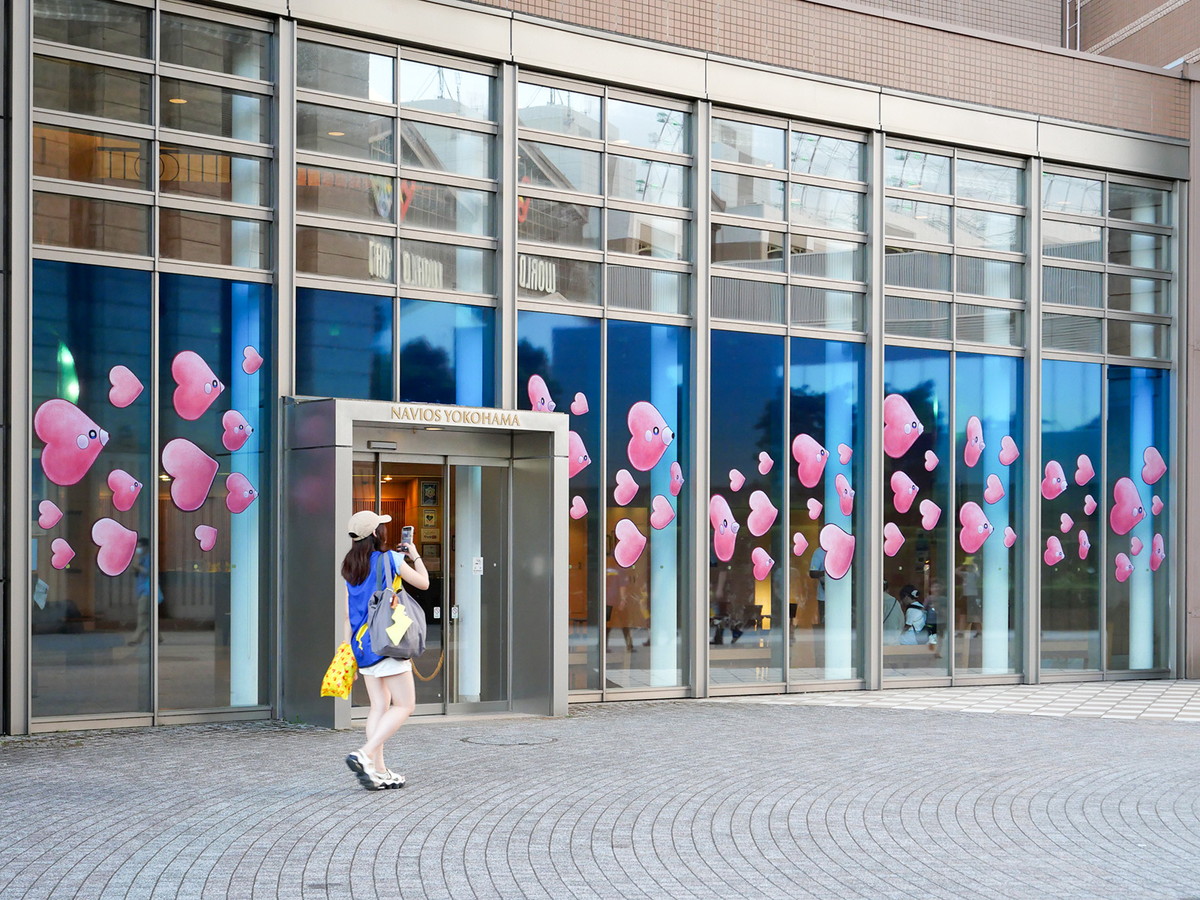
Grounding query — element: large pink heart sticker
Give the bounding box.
[38,500,63,530]
[751,547,775,581]
[1003,526,1016,548]
[792,434,828,488]
[807,498,823,520]
[570,496,588,520]
[1084,494,1097,516]
[919,499,941,531]
[883,393,924,459]
[924,451,938,472]
[792,532,809,556]
[890,471,918,514]
[1114,553,1134,583]
[570,393,589,416]
[1150,533,1166,572]
[650,494,676,530]
[1110,477,1146,536]
[568,431,591,478]
[958,502,993,554]
[195,525,218,552]
[51,538,75,569]
[626,401,674,472]
[998,435,1019,466]
[1078,530,1090,559]
[1074,454,1095,486]
[162,439,218,512]
[92,518,137,576]
[819,524,854,580]
[963,415,984,468]
[242,345,264,375]
[757,452,774,476]
[835,474,855,516]
[710,495,740,562]
[838,443,853,465]
[729,469,745,492]
[746,490,777,536]
[1142,447,1166,485]
[613,518,646,568]
[614,469,638,506]
[225,473,258,514]
[527,374,555,412]
[222,410,254,452]
[107,469,142,512]
[172,350,224,421]
[108,365,143,408]
[669,462,684,497]
[1059,513,1074,534]
[983,474,1004,505]
[1044,535,1064,566]
[1151,495,1163,516]
[34,399,108,486]
[883,522,904,557]
[1041,461,1067,500]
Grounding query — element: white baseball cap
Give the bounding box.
[347,510,391,541]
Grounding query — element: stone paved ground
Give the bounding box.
[3,682,1200,899]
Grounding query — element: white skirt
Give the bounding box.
[359,657,413,677]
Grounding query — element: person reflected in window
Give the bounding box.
[882,579,903,645]
[898,584,931,646]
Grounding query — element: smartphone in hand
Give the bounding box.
[399,525,414,553]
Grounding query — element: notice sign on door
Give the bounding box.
[472,556,483,574]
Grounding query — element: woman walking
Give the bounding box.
[341,510,429,790]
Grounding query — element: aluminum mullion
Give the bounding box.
[498,62,518,409]
[693,100,711,697]
[865,130,885,691]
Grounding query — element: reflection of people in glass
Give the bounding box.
[809,547,827,626]
[925,579,945,650]
[606,562,635,654]
[127,538,162,645]
[882,579,903,645]
[957,556,981,632]
[898,584,931,646]
[709,564,744,646]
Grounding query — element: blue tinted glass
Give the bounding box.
[296,288,392,400]
[399,298,494,406]
[1106,366,1170,671]
[159,275,269,710]
[955,352,1023,675]
[709,329,785,684]
[31,260,153,716]
[518,311,602,689]
[606,320,690,688]
[1041,359,1102,671]
[882,346,951,677]
[789,337,865,682]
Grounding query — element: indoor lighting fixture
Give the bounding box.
[168,97,187,104]
[327,131,345,136]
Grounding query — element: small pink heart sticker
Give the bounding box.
[998,435,1019,466]
[838,443,853,465]
[1084,494,1097,516]
[924,451,938,472]
[92,518,137,576]
[1150,533,1166,571]
[226,473,258,514]
[1003,526,1016,548]
[1142,447,1166,485]
[108,365,143,408]
[1130,536,1143,556]
[195,525,218,552]
[890,471,918,514]
[807,498,823,520]
[835,473,854,516]
[792,532,809,556]
[222,410,254,452]
[107,469,143,512]
[1060,513,1074,533]
[818,524,854,580]
[757,452,773,476]
[983,474,1004,504]
[883,522,904,557]
[919,499,941,530]
[570,392,589,416]
[1044,535,1064,566]
[1078,530,1090,559]
[1041,461,1067,500]
[669,462,684,498]
[729,469,745,492]
[613,518,646,568]
[162,439,218,512]
[751,547,775,581]
[242,345,263,375]
[1074,454,1095,486]
[746,490,777,536]
[51,538,74,569]
[38,500,63,530]
[614,469,638,506]
[570,496,588,520]
[1151,495,1163,516]
[1114,552,1134,583]
[650,494,675,530]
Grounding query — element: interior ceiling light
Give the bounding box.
[327,131,345,137]
[168,97,187,104]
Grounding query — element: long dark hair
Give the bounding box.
[341,525,386,585]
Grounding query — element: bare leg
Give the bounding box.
[360,673,392,770]
[360,670,415,772]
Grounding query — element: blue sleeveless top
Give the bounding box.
[347,550,401,667]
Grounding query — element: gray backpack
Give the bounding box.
[366,553,427,661]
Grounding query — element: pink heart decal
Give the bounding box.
[38,500,63,530]
[792,434,829,488]
[807,498,823,520]
[835,474,855,516]
[729,469,745,492]
[568,431,591,478]
[1084,495,1097,516]
[34,399,109,486]
[958,502,993,554]
[527,375,555,412]
[757,452,774,476]
[1074,454,1095,486]
[107,469,142,512]
[51,538,75,569]
[1151,495,1163,516]
[1003,526,1016,548]
[172,350,224,421]
[883,522,904,557]
[195,525,218,552]
[709,495,740,562]
[746,490,778,536]
[1041,461,1067,500]
[998,435,1019,466]
[1110,477,1146,536]
[890,471,918,514]
[613,518,646,568]
[108,365,143,408]
[792,532,809,556]
[226,473,258,514]
[963,415,985,468]
[570,496,588,520]
[751,547,775,581]
[1044,535,1064,566]
[819,524,854,580]
[1150,533,1166,572]
[222,410,254,452]
[983,474,1004,505]
[1142,447,1166,485]
[162,439,218,512]
[570,392,589,416]
[1130,536,1143,556]
[924,451,938,472]
[883,393,924,459]
[1114,553,1134,583]
[626,401,674,472]
[650,494,676,530]
[838,443,852,465]
[242,345,263,375]
[614,469,638,506]
[1078,530,1090,559]
[1059,513,1073,533]
[92,518,137,576]
[669,462,684,497]
[919,499,941,531]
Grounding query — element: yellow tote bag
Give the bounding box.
[320,642,357,699]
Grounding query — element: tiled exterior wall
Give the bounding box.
[470,0,1190,138]
[1083,0,1200,67]
[851,0,1061,45]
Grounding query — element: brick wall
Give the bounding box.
[1082,0,1200,67]
[851,0,1061,45]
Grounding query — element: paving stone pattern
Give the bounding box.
[3,682,1200,899]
